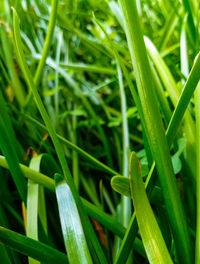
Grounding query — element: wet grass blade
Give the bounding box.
[55,174,92,264]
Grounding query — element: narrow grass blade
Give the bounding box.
[27,177,39,264]
[195,81,200,264]
[55,174,92,264]
[129,152,173,264]
[0,226,68,264]
[27,154,51,264]
[60,63,116,75]
[167,52,200,145]
[0,92,27,202]
[34,0,59,87]
[0,24,25,106]
[21,112,118,176]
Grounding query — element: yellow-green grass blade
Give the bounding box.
[129,152,173,264]
[55,174,92,264]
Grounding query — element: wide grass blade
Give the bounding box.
[55,174,92,264]
[129,152,173,264]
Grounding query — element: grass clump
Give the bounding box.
[0,0,200,263]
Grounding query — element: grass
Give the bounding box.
[0,0,200,263]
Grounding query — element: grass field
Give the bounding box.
[0,0,200,263]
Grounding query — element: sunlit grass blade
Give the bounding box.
[55,174,92,264]
[129,152,173,264]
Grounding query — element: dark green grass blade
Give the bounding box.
[0,91,27,202]
[0,226,68,264]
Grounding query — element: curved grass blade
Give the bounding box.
[129,152,173,264]
[111,176,131,198]
[55,174,92,264]
[0,226,68,264]
[111,175,163,205]
[34,0,59,87]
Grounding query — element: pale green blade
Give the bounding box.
[55,174,92,264]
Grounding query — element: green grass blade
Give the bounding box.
[60,62,116,75]
[195,81,200,264]
[0,92,27,202]
[129,152,173,264]
[27,154,51,264]
[27,178,39,264]
[55,174,92,264]
[0,25,25,106]
[111,176,131,198]
[166,52,200,145]
[34,0,59,87]
[0,226,68,264]
[118,0,192,263]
